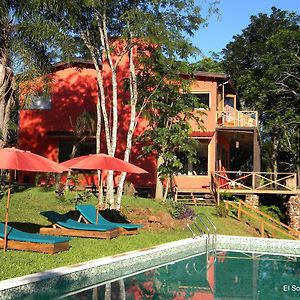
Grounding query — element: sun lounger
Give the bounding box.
[40,211,121,239]
[0,222,70,254]
[76,204,143,235]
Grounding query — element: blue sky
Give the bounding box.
[191,0,300,58]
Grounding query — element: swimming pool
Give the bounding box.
[62,251,300,299]
[0,235,299,299]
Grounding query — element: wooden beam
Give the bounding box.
[0,239,70,254]
[39,228,120,239]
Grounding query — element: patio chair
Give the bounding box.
[76,204,143,235]
[0,222,70,254]
[39,211,121,239]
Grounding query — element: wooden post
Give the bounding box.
[237,201,242,220]
[260,222,264,237]
[225,201,229,213]
[3,170,12,255]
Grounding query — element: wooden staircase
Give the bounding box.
[171,175,217,206]
[174,190,215,206]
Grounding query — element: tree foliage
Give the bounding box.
[192,55,224,73]
[137,49,206,180]
[30,0,217,207]
[0,0,75,147]
[222,7,300,174]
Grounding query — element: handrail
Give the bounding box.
[187,213,217,264]
[225,200,300,240]
[216,110,258,127]
[214,171,299,192]
[240,200,299,235]
[198,212,217,251]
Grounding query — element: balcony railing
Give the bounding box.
[214,171,299,192]
[216,107,258,128]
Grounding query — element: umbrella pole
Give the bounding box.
[96,171,103,224]
[3,171,12,255]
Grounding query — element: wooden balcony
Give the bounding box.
[216,109,258,128]
[213,171,299,195]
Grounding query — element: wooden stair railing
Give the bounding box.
[225,200,300,240]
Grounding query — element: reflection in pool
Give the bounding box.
[63,251,300,299]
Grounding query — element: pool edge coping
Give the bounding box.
[0,234,299,295]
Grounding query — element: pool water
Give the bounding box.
[61,251,300,299]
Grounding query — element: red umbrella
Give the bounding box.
[61,153,147,174]
[61,154,148,220]
[0,148,69,253]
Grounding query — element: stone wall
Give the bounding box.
[287,195,300,232]
[245,194,259,209]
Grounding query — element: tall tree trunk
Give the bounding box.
[0,54,15,148]
[116,40,138,209]
[99,12,118,208]
[271,134,279,186]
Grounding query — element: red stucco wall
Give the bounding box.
[18,62,225,192]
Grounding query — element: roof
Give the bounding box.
[191,131,215,138]
[51,59,95,72]
[192,71,228,79]
[50,60,236,93]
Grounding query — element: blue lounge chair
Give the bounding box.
[0,222,70,254]
[76,204,143,235]
[40,211,121,239]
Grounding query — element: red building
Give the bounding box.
[18,60,261,199]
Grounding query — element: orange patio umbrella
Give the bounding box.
[0,148,69,253]
[61,153,148,219]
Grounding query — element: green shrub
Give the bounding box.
[259,205,285,222]
[216,200,227,218]
[220,191,239,202]
[168,202,195,220]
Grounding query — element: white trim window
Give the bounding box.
[176,139,209,176]
[192,92,211,110]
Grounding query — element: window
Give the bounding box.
[26,94,51,110]
[59,141,96,162]
[192,92,210,109]
[193,140,209,175]
[182,92,211,109]
[176,140,209,175]
[224,96,235,109]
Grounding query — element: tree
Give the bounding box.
[192,55,224,73]
[0,1,74,148]
[222,7,300,174]
[137,52,206,200]
[38,0,217,209]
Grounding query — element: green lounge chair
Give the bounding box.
[0,222,70,254]
[76,204,143,235]
[40,211,121,239]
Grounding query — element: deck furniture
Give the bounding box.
[76,204,143,235]
[40,211,121,239]
[0,222,70,254]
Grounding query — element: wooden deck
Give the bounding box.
[214,171,299,195]
[219,188,299,195]
[171,172,299,206]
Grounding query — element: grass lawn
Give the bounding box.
[0,186,260,281]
